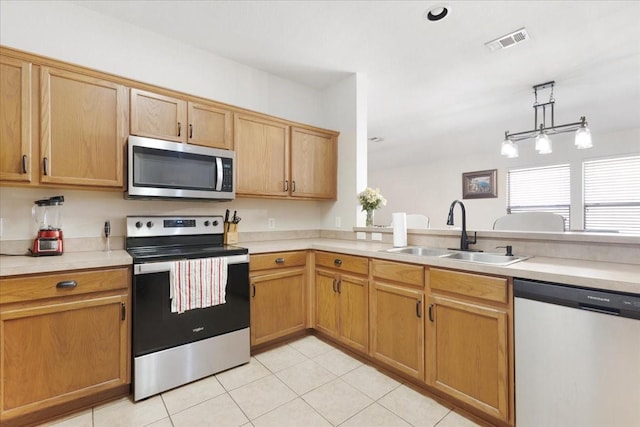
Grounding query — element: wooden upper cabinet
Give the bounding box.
[290,127,337,199]
[0,55,32,183]
[188,101,232,149]
[130,89,232,149]
[130,88,187,142]
[40,67,126,188]
[234,113,289,197]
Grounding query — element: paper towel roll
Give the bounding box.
[392,212,407,247]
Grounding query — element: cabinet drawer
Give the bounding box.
[0,267,130,305]
[315,251,368,275]
[429,268,508,304]
[250,251,306,272]
[372,259,424,288]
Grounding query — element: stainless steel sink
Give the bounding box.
[441,251,530,266]
[384,247,453,257]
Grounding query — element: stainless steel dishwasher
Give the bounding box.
[514,278,640,427]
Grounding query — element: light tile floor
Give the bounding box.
[39,336,480,427]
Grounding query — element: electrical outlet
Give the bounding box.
[371,232,382,241]
[268,218,275,229]
[356,232,366,240]
[335,216,341,228]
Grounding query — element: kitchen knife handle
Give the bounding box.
[416,300,422,318]
[43,157,49,176]
[428,303,434,322]
[177,122,181,137]
[189,123,193,138]
[22,154,28,173]
[56,280,77,289]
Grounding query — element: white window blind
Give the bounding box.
[584,155,640,234]
[507,164,571,229]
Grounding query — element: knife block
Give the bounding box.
[225,224,238,245]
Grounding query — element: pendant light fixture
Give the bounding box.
[501,81,592,157]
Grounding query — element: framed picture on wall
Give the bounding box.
[462,169,497,199]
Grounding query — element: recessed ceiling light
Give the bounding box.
[424,4,450,22]
[368,137,384,143]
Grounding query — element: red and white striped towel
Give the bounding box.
[170,257,228,314]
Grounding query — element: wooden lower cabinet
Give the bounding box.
[426,268,512,424]
[314,252,368,353]
[0,267,131,426]
[249,251,307,346]
[370,259,425,380]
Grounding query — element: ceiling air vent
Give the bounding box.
[485,27,530,52]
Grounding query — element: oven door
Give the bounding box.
[132,254,249,357]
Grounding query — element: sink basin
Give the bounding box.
[441,251,530,266]
[384,247,453,257]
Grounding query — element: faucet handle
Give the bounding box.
[496,245,513,256]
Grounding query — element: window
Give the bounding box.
[584,155,640,234]
[507,164,571,229]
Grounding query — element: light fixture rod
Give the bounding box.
[506,117,587,142]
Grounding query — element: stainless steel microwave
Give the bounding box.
[126,135,235,201]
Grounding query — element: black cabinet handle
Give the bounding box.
[177,122,181,137]
[275,258,285,264]
[43,157,49,176]
[429,303,434,322]
[332,278,337,293]
[416,300,422,318]
[292,180,296,192]
[22,155,28,174]
[189,124,193,138]
[284,180,289,192]
[252,283,256,297]
[121,303,126,321]
[334,259,343,266]
[56,280,77,289]
[337,279,342,294]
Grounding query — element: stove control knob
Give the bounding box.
[204,220,210,226]
[212,220,219,226]
[135,221,143,229]
[146,221,154,228]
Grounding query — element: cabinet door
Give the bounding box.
[426,295,509,421]
[250,268,306,346]
[234,113,289,197]
[130,88,187,143]
[314,269,339,338]
[371,281,424,380]
[337,273,368,352]
[40,67,126,187]
[188,101,232,149]
[290,127,337,199]
[0,56,32,183]
[0,294,129,421]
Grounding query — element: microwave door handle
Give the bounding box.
[215,157,223,191]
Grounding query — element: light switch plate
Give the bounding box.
[356,232,366,240]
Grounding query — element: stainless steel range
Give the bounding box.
[126,215,250,401]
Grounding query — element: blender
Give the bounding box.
[31,196,64,256]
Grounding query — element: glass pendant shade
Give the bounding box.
[535,132,552,154]
[575,126,593,149]
[501,138,519,158]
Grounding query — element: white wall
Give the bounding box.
[369,128,640,230]
[0,0,362,241]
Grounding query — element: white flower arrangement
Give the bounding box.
[358,187,387,211]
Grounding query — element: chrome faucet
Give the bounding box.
[446,199,479,251]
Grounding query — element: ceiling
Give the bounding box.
[74,1,640,169]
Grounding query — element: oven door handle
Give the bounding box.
[134,254,249,275]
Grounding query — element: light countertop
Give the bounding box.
[1,239,638,295]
